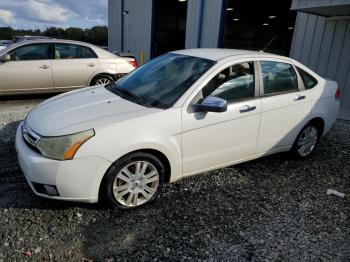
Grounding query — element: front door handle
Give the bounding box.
[39,65,49,69]
[87,63,96,67]
[239,105,256,113]
[294,95,306,101]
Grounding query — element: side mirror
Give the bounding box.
[0,54,10,62]
[193,96,227,113]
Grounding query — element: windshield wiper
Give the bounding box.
[105,83,151,108]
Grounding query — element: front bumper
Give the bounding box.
[15,122,112,203]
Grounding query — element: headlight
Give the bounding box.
[36,129,95,160]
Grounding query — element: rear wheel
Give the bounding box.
[90,74,114,86]
[290,123,320,159]
[101,152,164,209]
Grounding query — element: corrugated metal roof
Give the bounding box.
[291,0,350,16]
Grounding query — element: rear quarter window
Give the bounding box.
[297,67,318,89]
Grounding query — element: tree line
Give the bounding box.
[0,26,108,46]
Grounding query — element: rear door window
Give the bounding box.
[54,44,97,59]
[260,61,298,95]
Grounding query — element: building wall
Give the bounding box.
[108,0,225,63]
[108,0,122,52]
[122,0,153,63]
[108,0,153,63]
[185,0,226,48]
[290,12,350,111]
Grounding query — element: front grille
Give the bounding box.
[21,121,41,154]
[26,132,38,144]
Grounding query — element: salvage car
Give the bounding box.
[0,39,137,95]
[15,49,340,209]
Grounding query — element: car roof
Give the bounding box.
[0,39,119,59]
[9,38,96,47]
[172,48,287,61]
[15,35,53,39]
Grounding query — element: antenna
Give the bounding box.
[260,38,274,52]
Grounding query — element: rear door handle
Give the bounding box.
[39,65,49,69]
[239,105,256,113]
[87,63,96,67]
[294,95,306,101]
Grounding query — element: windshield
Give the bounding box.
[0,42,18,55]
[108,53,215,109]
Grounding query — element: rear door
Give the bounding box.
[0,43,53,93]
[51,43,99,89]
[256,60,312,154]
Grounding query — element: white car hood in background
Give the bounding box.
[26,86,161,136]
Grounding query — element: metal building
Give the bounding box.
[108,0,226,63]
[108,0,350,118]
[290,0,350,119]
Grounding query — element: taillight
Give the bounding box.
[127,59,138,68]
[335,88,341,100]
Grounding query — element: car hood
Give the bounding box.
[26,85,161,136]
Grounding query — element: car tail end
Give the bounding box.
[320,78,341,134]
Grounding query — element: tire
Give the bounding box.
[90,74,114,86]
[100,152,165,209]
[290,122,321,159]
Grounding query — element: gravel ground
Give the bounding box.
[0,98,349,261]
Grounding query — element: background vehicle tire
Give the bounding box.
[101,152,165,209]
[90,74,114,86]
[290,122,321,159]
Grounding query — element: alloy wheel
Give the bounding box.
[113,161,160,207]
[95,78,112,85]
[297,126,318,157]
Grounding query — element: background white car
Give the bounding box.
[0,39,136,95]
[16,49,340,209]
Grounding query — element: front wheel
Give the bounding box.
[290,123,320,159]
[101,152,165,209]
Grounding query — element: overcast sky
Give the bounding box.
[0,0,107,30]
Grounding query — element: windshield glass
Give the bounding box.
[0,42,19,55]
[110,53,215,109]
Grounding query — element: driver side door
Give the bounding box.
[181,61,262,175]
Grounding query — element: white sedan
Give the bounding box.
[15,49,340,209]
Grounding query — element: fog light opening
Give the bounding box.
[43,185,59,196]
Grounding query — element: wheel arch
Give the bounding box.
[89,73,116,86]
[98,148,172,202]
[308,117,325,136]
[129,149,172,183]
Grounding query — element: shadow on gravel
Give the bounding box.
[80,122,350,261]
[0,93,55,102]
[0,120,21,139]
